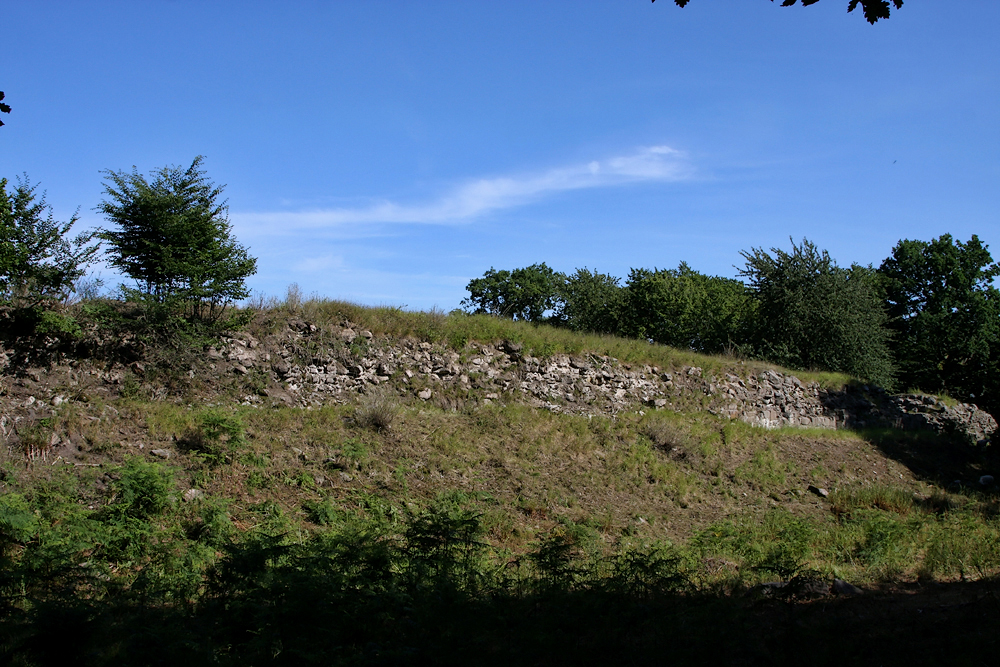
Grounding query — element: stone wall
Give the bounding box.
[214,321,996,446]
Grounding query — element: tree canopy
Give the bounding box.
[621,263,752,355]
[459,232,1000,419]
[553,268,624,335]
[659,0,903,24]
[97,156,257,321]
[461,263,563,322]
[739,238,894,387]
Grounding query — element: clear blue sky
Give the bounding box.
[3,1,998,310]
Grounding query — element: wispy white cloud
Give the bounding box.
[233,145,689,229]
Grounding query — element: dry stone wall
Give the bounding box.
[212,320,996,446]
[1,318,992,448]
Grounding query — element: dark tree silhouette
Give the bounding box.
[0,92,10,127]
[656,0,903,25]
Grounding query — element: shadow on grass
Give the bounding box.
[857,427,997,489]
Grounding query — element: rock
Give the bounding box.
[787,577,832,598]
[233,364,249,375]
[653,398,668,408]
[750,581,788,598]
[150,449,172,459]
[418,388,432,401]
[501,340,523,357]
[808,485,829,498]
[753,578,831,599]
[832,579,863,596]
[183,489,205,502]
[979,475,995,487]
[360,330,373,339]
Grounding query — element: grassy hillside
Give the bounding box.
[1,299,998,665]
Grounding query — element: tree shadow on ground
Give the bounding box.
[857,427,998,491]
[3,573,999,667]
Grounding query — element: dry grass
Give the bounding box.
[354,386,400,432]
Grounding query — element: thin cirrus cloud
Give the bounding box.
[234,145,690,231]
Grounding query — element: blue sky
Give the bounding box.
[3,1,998,310]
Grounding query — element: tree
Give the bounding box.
[740,238,894,387]
[0,176,99,309]
[554,268,624,335]
[461,263,564,322]
[878,234,1000,416]
[660,0,903,25]
[97,156,257,321]
[621,263,752,354]
[0,91,10,127]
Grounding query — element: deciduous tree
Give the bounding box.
[740,238,894,387]
[554,268,624,335]
[0,91,10,127]
[878,234,1000,416]
[461,263,564,322]
[621,263,752,354]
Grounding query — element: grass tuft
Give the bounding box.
[354,387,400,432]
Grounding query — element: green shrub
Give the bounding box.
[33,310,81,337]
[183,409,246,463]
[188,499,233,548]
[621,263,752,354]
[0,492,39,546]
[107,458,174,520]
[98,458,175,562]
[303,499,342,526]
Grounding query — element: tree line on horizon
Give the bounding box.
[461,235,1000,420]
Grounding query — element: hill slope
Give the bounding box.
[1,300,998,665]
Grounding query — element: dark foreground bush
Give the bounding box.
[2,500,999,667]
